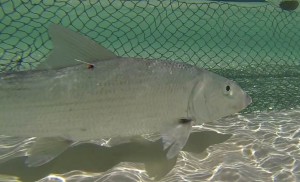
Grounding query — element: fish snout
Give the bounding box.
[244,93,252,108]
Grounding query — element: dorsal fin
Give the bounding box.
[36,24,118,70]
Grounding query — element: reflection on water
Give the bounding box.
[0,108,299,181]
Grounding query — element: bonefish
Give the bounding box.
[0,24,252,167]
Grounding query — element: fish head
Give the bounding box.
[190,71,252,123]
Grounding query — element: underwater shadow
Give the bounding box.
[0,131,231,182]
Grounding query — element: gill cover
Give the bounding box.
[189,70,251,124]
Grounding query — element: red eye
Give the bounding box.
[88,64,94,70]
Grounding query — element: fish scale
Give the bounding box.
[0,24,251,166]
[0,58,199,140]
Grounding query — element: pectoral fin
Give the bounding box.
[26,137,72,167]
[161,118,193,159]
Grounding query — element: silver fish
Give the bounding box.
[0,24,252,167]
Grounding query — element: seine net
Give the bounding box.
[1,0,300,112]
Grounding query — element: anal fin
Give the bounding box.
[161,118,193,159]
[26,137,72,167]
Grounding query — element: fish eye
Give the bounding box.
[226,85,230,92]
[224,84,232,96]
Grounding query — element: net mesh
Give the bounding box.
[0,0,300,112]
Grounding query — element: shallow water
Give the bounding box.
[0,0,300,181]
[0,76,299,182]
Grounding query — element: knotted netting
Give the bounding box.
[1,0,300,112]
